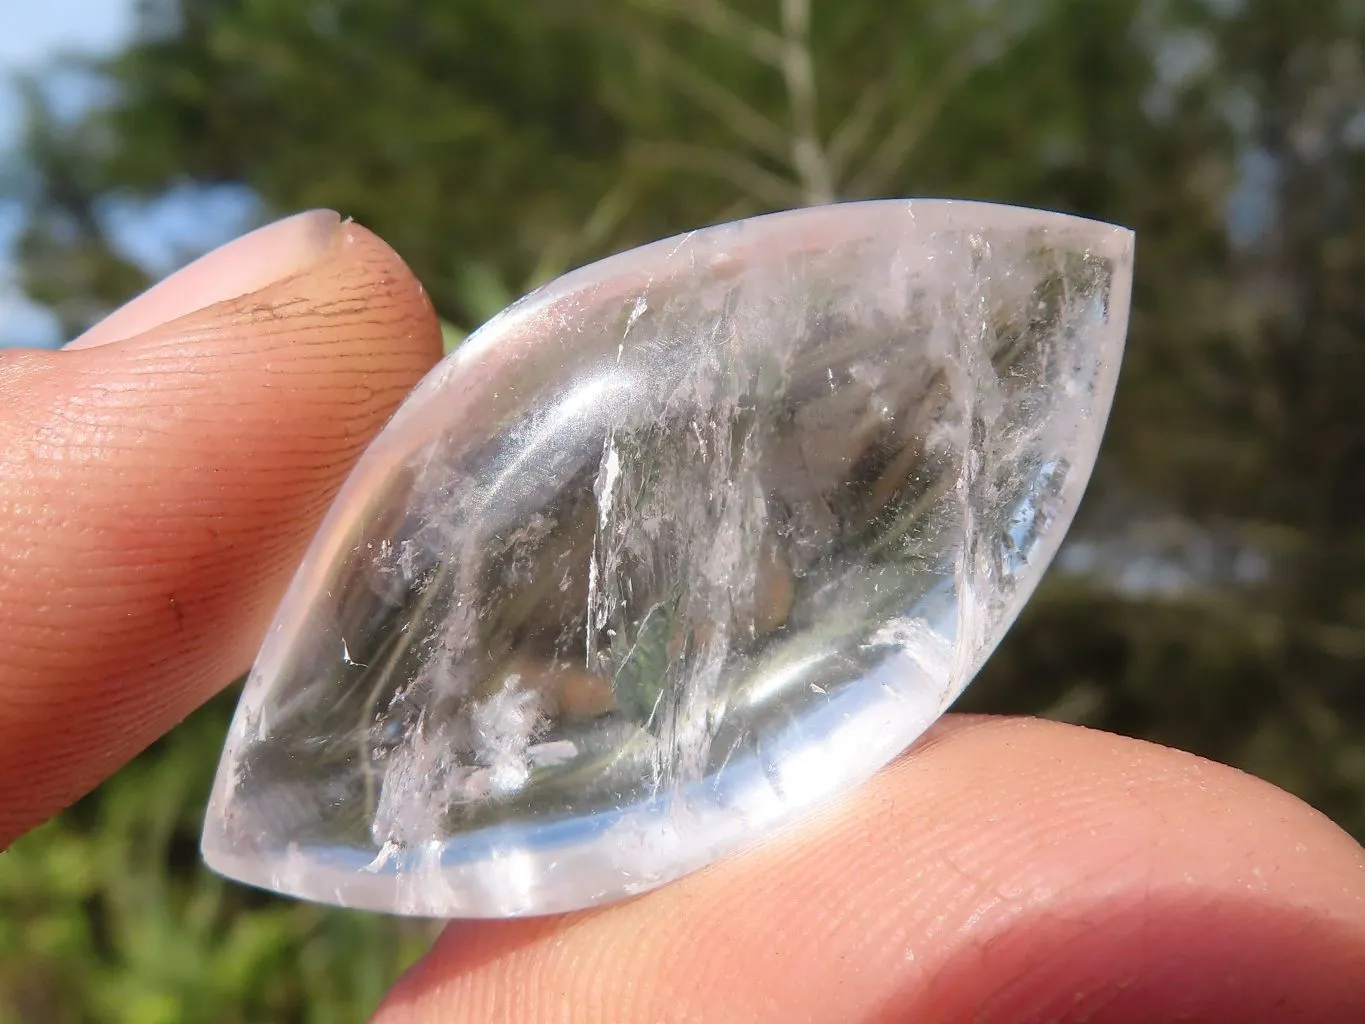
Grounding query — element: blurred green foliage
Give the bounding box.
[4,0,1365,1019]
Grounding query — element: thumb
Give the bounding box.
[0,211,443,844]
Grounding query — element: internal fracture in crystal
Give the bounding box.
[201,199,1134,917]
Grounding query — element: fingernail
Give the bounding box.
[65,209,343,350]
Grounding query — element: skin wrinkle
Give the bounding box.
[0,222,442,844]
[19,532,305,606]
[988,900,1134,1010]
[976,924,1126,1022]
[6,408,416,478]
[951,896,1365,1023]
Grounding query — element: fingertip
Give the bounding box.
[0,218,442,841]
[63,210,345,351]
[373,717,1365,1023]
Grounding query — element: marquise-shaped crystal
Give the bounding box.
[202,200,1133,917]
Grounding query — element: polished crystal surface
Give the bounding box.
[202,200,1133,917]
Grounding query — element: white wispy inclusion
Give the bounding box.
[586,432,621,671]
[202,200,1134,918]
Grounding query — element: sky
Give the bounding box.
[0,0,258,348]
[0,1,133,346]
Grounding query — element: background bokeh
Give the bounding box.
[3,0,1364,1020]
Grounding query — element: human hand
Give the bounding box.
[3,212,1363,1023]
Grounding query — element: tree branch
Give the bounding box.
[641,0,786,67]
[848,46,983,197]
[779,0,834,205]
[530,182,634,285]
[633,141,805,209]
[827,81,889,181]
[636,36,793,166]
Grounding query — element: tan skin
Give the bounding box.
[3,213,1364,1023]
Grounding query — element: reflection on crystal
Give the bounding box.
[202,199,1134,918]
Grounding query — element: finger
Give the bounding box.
[0,212,442,844]
[376,715,1365,1024]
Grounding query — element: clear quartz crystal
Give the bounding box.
[202,200,1133,917]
